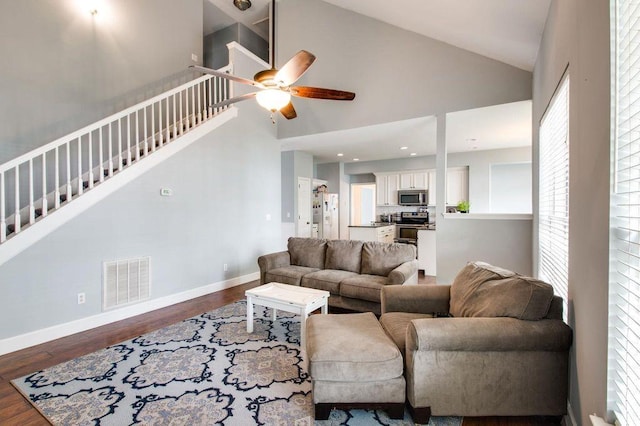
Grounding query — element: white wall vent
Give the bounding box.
[103,256,151,310]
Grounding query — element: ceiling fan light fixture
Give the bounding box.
[233,0,252,11]
[256,89,291,112]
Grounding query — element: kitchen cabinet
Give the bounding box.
[399,171,428,190]
[375,173,399,206]
[427,167,469,206]
[349,225,395,243]
[447,167,469,206]
[418,230,436,275]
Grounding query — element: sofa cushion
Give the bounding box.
[306,312,404,382]
[302,269,359,294]
[288,237,327,269]
[361,242,416,277]
[450,261,554,320]
[265,265,319,286]
[340,275,388,303]
[379,312,434,355]
[325,240,363,273]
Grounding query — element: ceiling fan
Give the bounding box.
[190,0,355,120]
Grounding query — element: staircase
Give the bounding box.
[0,65,235,258]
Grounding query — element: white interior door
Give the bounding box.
[297,177,312,237]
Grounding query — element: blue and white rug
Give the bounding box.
[12,300,461,425]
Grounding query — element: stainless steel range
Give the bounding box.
[395,212,430,244]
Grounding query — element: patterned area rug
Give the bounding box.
[12,300,462,425]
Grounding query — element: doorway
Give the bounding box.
[350,183,376,226]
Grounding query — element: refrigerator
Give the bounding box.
[313,193,339,239]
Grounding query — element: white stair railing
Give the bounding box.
[0,65,232,244]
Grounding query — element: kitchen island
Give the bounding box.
[348,224,395,243]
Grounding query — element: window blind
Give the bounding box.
[610,1,640,424]
[538,75,570,321]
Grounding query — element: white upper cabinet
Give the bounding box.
[375,173,399,206]
[399,171,429,189]
[446,167,469,206]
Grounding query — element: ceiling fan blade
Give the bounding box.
[210,92,258,109]
[280,102,297,120]
[290,86,356,101]
[275,50,316,86]
[190,65,265,89]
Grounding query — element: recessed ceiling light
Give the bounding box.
[400,146,408,150]
[410,153,417,156]
[337,153,344,157]
[353,158,360,161]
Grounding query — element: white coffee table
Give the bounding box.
[245,282,330,346]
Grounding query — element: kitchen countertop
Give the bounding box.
[348,223,396,228]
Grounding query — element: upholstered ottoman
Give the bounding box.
[305,312,406,420]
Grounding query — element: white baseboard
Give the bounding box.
[0,271,258,356]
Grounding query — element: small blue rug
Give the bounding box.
[12,300,462,425]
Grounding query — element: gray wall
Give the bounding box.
[448,147,532,213]
[276,0,533,138]
[280,150,313,224]
[204,23,268,70]
[0,6,282,340]
[533,1,611,424]
[0,0,203,163]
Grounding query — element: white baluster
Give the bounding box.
[165,97,170,143]
[135,110,140,162]
[126,114,132,166]
[191,86,196,127]
[77,137,83,196]
[151,104,156,152]
[143,107,149,155]
[180,90,185,134]
[117,119,123,170]
[88,132,94,189]
[158,100,163,147]
[66,142,72,202]
[41,153,47,217]
[172,94,177,138]
[108,124,114,177]
[0,172,5,242]
[208,78,213,117]
[28,158,35,224]
[14,166,20,233]
[99,127,104,183]
[55,146,60,208]
[197,83,202,123]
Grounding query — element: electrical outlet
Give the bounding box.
[191,53,198,62]
[223,263,228,272]
[265,213,271,221]
[77,293,86,304]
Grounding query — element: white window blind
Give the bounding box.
[610,1,640,424]
[538,75,570,321]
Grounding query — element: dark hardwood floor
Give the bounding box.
[0,276,560,425]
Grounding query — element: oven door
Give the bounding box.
[397,226,419,241]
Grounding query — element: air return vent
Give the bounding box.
[103,257,151,310]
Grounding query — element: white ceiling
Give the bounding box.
[203,0,548,164]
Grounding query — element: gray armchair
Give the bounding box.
[379,262,573,424]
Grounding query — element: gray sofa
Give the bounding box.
[379,261,573,423]
[257,237,418,314]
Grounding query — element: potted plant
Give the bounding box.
[457,200,470,213]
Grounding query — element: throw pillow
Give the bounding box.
[450,261,554,321]
[361,242,416,277]
[325,240,363,273]
[288,237,327,269]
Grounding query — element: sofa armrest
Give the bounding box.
[407,317,573,353]
[388,259,419,285]
[257,251,291,284]
[381,284,451,314]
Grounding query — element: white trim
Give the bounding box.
[0,107,237,267]
[226,41,270,69]
[442,213,533,220]
[0,270,258,356]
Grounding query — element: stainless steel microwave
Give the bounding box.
[398,190,428,206]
